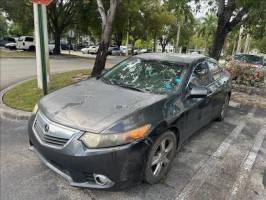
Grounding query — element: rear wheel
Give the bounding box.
[216,94,230,121]
[29,46,35,51]
[144,131,177,184]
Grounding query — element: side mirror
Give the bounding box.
[189,87,208,98]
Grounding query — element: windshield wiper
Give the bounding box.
[116,84,146,92]
[104,79,150,93]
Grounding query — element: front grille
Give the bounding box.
[83,172,95,182]
[34,122,69,147]
[33,111,80,148]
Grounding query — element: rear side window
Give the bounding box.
[25,37,34,42]
[207,61,221,81]
[190,62,210,87]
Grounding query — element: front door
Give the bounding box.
[181,61,212,140]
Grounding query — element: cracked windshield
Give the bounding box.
[102,58,187,94]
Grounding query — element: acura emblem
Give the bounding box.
[44,124,49,133]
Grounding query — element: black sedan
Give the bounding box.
[28,53,232,190]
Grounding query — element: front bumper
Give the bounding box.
[28,115,149,190]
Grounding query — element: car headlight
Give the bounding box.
[79,124,151,148]
[32,104,38,114]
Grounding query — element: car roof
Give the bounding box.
[135,53,207,64]
[234,53,262,57]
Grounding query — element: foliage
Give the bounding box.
[225,63,265,87]
[198,14,217,53]
[0,13,8,38]
[3,70,91,112]
[0,0,34,35]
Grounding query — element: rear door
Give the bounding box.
[206,60,225,119]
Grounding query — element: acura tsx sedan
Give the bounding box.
[28,53,232,190]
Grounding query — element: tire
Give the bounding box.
[29,46,35,51]
[144,131,177,184]
[216,94,230,121]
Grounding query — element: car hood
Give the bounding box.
[39,78,166,133]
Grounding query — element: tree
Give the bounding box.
[206,0,266,60]
[47,0,81,54]
[91,0,120,77]
[144,1,176,52]
[167,0,193,53]
[0,0,34,35]
[198,14,217,54]
[0,13,8,38]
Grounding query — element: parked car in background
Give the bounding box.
[28,53,231,190]
[89,45,99,54]
[229,53,264,67]
[0,37,16,47]
[120,46,130,55]
[108,46,117,55]
[81,46,91,54]
[5,39,17,50]
[111,47,123,56]
[61,42,74,50]
[48,43,55,54]
[16,36,35,51]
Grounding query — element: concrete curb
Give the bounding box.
[0,79,32,121]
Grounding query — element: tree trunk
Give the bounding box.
[92,0,119,77]
[162,44,166,52]
[153,32,157,52]
[204,38,207,55]
[91,41,109,76]
[209,22,229,60]
[231,39,236,55]
[175,24,181,53]
[236,26,244,53]
[53,31,61,55]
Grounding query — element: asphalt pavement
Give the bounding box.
[1,105,266,200]
[0,54,124,90]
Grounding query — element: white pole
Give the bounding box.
[33,4,50,90]
[33,4,43,89]
[42,5,50,82]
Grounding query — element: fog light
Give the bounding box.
[93,174,112,186]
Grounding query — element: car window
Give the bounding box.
[207,61,221,81]
[102,57,187,94]
[234,54,263,65]
[25,37,34,42]
[190,62,210,87]
[8,38,16,42]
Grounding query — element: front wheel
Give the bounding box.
[144,131,177,184]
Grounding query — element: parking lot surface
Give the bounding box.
[1,105,266,200]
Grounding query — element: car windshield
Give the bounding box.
[102,57,187,94]
[234,54,263,65]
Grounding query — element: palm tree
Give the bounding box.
[168,0,194,53]
[198,14,217,54]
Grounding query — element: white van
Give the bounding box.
[16,36,35,51]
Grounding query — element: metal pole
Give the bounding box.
[37,4,48,95]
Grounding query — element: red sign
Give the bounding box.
[32,0,53,5]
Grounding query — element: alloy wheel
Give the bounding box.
[150,137,174,176]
